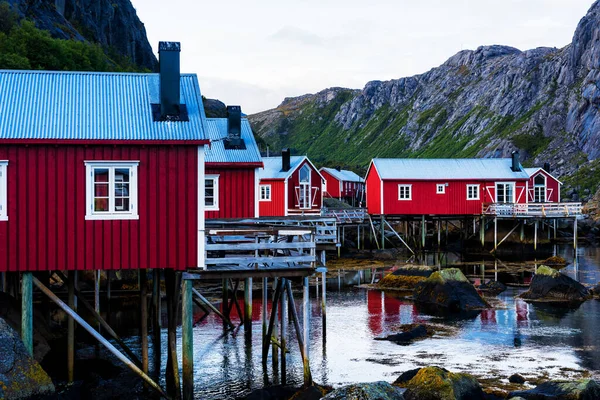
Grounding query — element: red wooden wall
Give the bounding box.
[365,166,382,215]
[205,166,256,219]
[258,180,286,217]
[0,145,198,272]
[527,170,561,202]
[287,160,323,213]
[321,170,341,198]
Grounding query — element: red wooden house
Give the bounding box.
[365,154,530,216]
[524,167,561,203]
[0,42,210,272]
[258,150,325,216]
[320,167,365,206]
[204,106,263,219]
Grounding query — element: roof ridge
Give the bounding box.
[0,70,198,77]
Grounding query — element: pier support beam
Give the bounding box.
[21,272,33,356]
[302,276,312,387]
[574,218,578,253]
[165,270,181,399]
[152,269,161,380]
[140,270,149,377]
[520,220,525,242]
[280,278,288,385]
[534,220,538,251]
[182,278,194,400]
[244,277,253,337]
[67,270,75,383]
[380,215,385,250]
[480,216,485,247]
[321,269,327,334]
[421,215,426,249]
[493,217,498,253]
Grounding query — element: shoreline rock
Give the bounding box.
[399,366,485,400]
[322,381,405,399]
[508,378,600,399]
[519,265,592,303]
[377,266,434,290]
[414,268,489,312]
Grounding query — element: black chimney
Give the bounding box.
[511,151,521,172]
[543,162,551,173]
[159,41,181,118]
[336,165,341,171]
[282,148,291,172]
[224,105,245,149]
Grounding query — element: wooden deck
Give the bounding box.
[483,202,583,218]
[321,207,366,224]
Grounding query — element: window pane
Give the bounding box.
[115,168,130,183]
[95,183,109,197]
[115,198,130,211]
[115,183,129,197]
[94,168,109,183]
[534,175,544,185]
[300,166,310,182]
[94,198,109,212]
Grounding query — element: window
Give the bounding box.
[467,184,480,200]
[260,184,271,201]
[0,161,7,221]
[85,161,138,220]
[299,165,311,209]
[496,182,515,204]
[533,174,546,203]
[398,184,412,200]
[436,184,445,194]
[205,175,219,211]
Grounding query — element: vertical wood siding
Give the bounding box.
[365,167,382,215]
[0,145,198,272]
[527,170,561,202]
[258,180,286,216]
[205,167,256,219]
[321,170,340,198]
[287,160,323,212]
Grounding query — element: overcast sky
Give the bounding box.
[132,0,595,114]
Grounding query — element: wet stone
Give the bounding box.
[509,374,526,384]
[519,265,592,303]
[508,379,600,399]
[322,381,405,399]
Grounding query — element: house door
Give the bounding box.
[496,182,515,203]
[299,165,311,209]
[533,174,546,202]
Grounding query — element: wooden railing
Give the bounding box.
[482,202,583,217]
[205,224,316,270]
[321,208,366,224]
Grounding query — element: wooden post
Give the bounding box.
[165,269,181,399]
[445,220,449,243]
[21,272,33,356]
[272,278,279,374]
[262,279,282,367]
[94,270,101,341]
[1,272,5,293]
[534,220,538,251]
[520,220,525,242]
[280,278,288,385]
[302,276,311,386]
[140,270,149,377]
[321,269,327,336]
[494,217,498,252]
[574,218,578,253]
[182,278,194,400]
[380,215,385,250]
[437,220,441,248]
[421,215,426,249]
[222,278,229,327]
[262,277,268,339]
[106,270,112,301]
[68,270,75,383]
[480,216,485,247]
[244,277,253,337]
[553,219,557,240]
[152,269,161,380]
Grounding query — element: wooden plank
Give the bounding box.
[206,242,315,251]
[206,256,314,265]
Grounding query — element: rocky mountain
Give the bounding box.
[4,0,156,70]
[250,1,600,198]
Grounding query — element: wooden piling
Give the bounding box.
[182,278,194,400]
[140,270,149,377]
[480,216,485,247]
[421,215,426,248]
[262,277,268,338]
[152,268,161,380]
[244,277,253,336]
[165,269,181,399]
[494,217,498,252]
[574,218,578,253]
[302,276,311,386]
[534,220,538,251]
[280,278,288,385]
[262,279,282,367]
[21,272,33,356]
[380,215,385,250]
[68,270,75,383]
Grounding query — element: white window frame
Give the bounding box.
[205,174,220,211]
[467,184,480,200]
[0,161,7,221]
[85,161,139,221]
[436,184,445,194]
[495,182,515,204]
[398,184,412,200]
[533,173,547,203]
[260,184,271,201]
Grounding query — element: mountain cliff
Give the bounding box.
[249,1,600,198]
[3,0,156,70]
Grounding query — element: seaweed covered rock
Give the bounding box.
[519,266,592,303]
[375,324,429,345]
[402,367,484,400]
[477,281,507,295]
[543,256,568,268]
[378,266,434,290]
[0,318,55,399]
[322,381,405,399]
[591,283,600,297]
[508,379,600,399]
[413,269,489,311]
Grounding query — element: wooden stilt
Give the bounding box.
[244,277,253,336]
[574,218,578,253]
[182,278,194,400]
[553,219,557,240]
[68,270,75,383]
[534,220,538,251]
[520,220,525,242]
[280,278,288,385]
[302,276,311,387]
[165,269,181,399]
[494,217,498,252]
[106,270,112,301]
[140,270,149,377]
[152,269,161,380]
[437,220,441,248]
[262,277,268,338]
[380,215,385,250]
[0,272,5,293]
[94,270,101,332]
[285,280,311,386]
[222,279,230,327]
[421,215,426,249]
[21,272,33,356]
[262,279,282,367]
[480,216,486,247]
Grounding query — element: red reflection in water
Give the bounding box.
[516,299,529,326]
[367,290,420,336]
[480,309,497,325]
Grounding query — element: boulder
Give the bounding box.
[394,368,424,387]
[0,317,55,399]
[377,266,434,290]
[519,266,592,303]
[543,256,568,268]
[413,269,489,312]
[509,374,526,384]
[591,283,600,297]
[322,381,405,399]
[477,281,507,295]
[402,366,484,400]
[508,379,600,399]
[375,324,429,345]
[373,249,401,260]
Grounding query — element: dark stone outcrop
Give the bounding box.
[393,368,424,386]
[5,0,157,70]
[401,366,484,400]
[509,374,526,384]
[414,268,489,312]
[519,265,592,303]
[0,317,55,399]
[478,281,507,295]
[375,324,428,345]
[377,266,434,290]
[322,381,405,399]
[591,283,600,297]
[508,379,600,399]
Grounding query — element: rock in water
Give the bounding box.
[519,265,591,303]
[0,317,55,399]
[591,283,600,297]
[508,379,600,399]
[377,266,434,290]
[509,374,526,384]
[478,281,507,295]
[322,381,405,399]
[413,268,489,311]
[402,367,484,400]
[376,324,429,345]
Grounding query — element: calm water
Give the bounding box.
[112,244,600,399]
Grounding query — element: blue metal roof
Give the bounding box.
[372,158,530,180]
[259,156,325,181]
[204,118,262,164]
[320,167,365,183]
[0,70,207,141]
